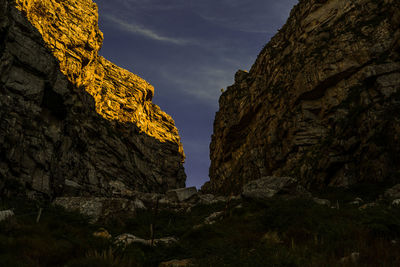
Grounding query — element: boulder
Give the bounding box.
[313,198,331,207]
[159,259,194,267]
[197,194,230,205]
[53,197,146,222]
[204,211,224,225]
[392,199,400,206]
[115,233,177,247]
[0,210,14,222]
[242,176,310,201]
[340,252,360,265]
[193,211,225,229]
[166,187,198,202]
[348,197,364,206]
[262,231,283,244]
[385,184,400,200]
[197,194,215,205]
[93,228,112,239]
[359,203,378,210]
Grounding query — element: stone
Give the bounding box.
[115,234,149,247]
[166,187,198,202]
[0,210,14,222]
[214,196,229,202]
[313,198,331,207]
[196,194,229,205]
[242,176,310,201]
[133,198,146,210]
[159,259,194,267]
[359,203,378,210]
[340,252,360,265]
[193,210,224,229]
[0,0,186,198]
[204,211,224,225]
[64,179,81,189]
[234,204,243,209]
[262,231,283,244]
[115,233,177,247]
[197,194,215,205]
[53,197,146,222]
[385,184,400,200]
[93,228,112,239]
[208,0,400,195]
[392,199,400,206]
[348,197,364,206]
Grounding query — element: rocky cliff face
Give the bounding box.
[208,0,400,194]
[0,0,186,198]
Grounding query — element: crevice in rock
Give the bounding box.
[40,83,67,120]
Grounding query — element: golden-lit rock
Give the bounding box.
[0,0,185,197]
[14,0,184,158]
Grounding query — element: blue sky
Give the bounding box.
[94,0,298,188]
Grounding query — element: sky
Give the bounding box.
[94,0,298,188]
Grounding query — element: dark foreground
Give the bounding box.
[1,187,400,266]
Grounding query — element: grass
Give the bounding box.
[1,193,400,266]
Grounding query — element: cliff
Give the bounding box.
[208,0,400,194]
[0,0,186,198]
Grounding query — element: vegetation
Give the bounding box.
[1,192,400,266]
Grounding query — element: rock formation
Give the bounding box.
[0,0,186,198]
[208,0,400,194]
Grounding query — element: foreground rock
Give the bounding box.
[384,184,400,200]
[313,198,331,207]
[205,211,224,224]
[208,0,400,194]
[52,190,235,222]
[0,210,14,222]
[93,228,112,239]
[166,187,198,202]
[53,197,146,222]
[115,233,177,247]
[159,259,194,267]
[242,177,311,201]
[340,252,360,265]
[0,0,185,198]
[392,199,400,206]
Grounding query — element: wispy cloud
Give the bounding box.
[159,66,235,104]
[114,0,186,11]
[104,15,193,45]
[190,0,297,34]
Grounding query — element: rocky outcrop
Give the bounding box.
[166,187,198,202]
[0,0,185,198]
[384,184,400,200]
[209,0,400,194]
[159,259,194,267]
[115,234,178,248]
[241,176,311,201]
[52,188,233,222]
[53,197,146,222]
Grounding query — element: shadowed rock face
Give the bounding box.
[0,0,186,198]
[209,0,400,195]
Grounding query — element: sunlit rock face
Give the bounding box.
[0,0,186,198]
[208,0,400,195]
[13,0,184,154]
